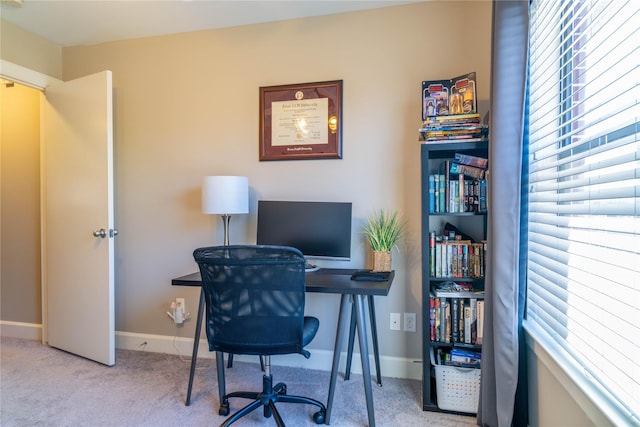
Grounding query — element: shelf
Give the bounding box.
[421,140,488,152]
[421,139,488,415]
[429,277,483,283]
[428,211,486,217]
[430,341,482,351]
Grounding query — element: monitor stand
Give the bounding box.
[305,262,320,273]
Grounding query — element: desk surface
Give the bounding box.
[172,268,394,296]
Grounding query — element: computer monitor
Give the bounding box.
[256,200,352,263]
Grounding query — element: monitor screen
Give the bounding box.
[256,200,352,261]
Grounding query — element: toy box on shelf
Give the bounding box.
[422,72,478,120]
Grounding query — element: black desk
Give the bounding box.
[172,268,394,427]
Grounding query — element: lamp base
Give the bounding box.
[221,214,231,246]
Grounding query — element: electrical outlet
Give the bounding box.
[176,298,185,314]
[173,298,185,324]
[390,312,401,331]
[404,312,416,332]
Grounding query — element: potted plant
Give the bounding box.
[363,210,404,272]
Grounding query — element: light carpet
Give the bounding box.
[0,337,477,427]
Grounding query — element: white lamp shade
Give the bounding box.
[202,176,249,215]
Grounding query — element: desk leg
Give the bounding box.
[346,296,382,386]
[368,295,382,386]
[325,294,350,424]
[354,294,376,427]
[344,304,357,381]
[185,288,205,406]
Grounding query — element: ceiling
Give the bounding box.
[0,0,423,47]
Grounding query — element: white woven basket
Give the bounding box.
[435,364,481,413]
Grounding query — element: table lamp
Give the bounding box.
[201,176,249,245]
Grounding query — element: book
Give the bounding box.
[429,295,436,341]
[428,175,435,213]
[429,231,436,276]
[479,178,487,212]
[449,180,457,213]
[438,174,445,213]
[421,136,488,144]
[449,348,482,368]
[423,112,481,123]
[434,295,441,341]
[458,174,465,213]
[453,152,488,168]
[451,162,486,179]
[443,299,451,343]
[470,298,478,344]
[434,289,485,299]
[445,239,452,277]
[450,242,458,278]
[450,348,481,361]
[435,238,442,277]
[440,161,451,213]
[451,298,459,343]
[462,244,469,277]
[464,303,472,344]
[459,298,465,343]
[433,174,440,213]
[476,300,485,345]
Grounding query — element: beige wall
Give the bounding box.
[1,81,42,323]
[527,336,614,427]
[0,19,62,79]
[60,1,492,357]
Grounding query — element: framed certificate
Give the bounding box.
[259,80,343,161]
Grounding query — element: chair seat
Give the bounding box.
[209,316,319,357]
[302,316,319,347]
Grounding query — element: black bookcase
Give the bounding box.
[420,141,488,414]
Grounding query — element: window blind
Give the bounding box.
[526,0,639,423]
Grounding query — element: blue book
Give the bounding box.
[438,174,446,213]
[434,175,440,213]
[428,175,435,213]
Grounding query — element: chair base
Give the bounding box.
[219,374,326,427]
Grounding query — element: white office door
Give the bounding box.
[42,70,115,366]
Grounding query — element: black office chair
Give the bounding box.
[193,245,326,427]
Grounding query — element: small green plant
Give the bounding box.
[363,210,404,252]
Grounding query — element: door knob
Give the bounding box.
[93,228,118,238]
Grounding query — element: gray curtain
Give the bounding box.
[477,2,529,427]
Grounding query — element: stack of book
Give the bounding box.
[435,348,482,368]
[419,113,488,144]
[428,153,488,214]
[429,283,485,346]
[429,231,487,279]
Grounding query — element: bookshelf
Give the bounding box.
[420,140,488,414]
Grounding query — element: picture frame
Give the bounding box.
[259,80,343,161]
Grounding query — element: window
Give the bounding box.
[525,0,639,424]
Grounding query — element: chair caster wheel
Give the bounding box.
[218,402,230,416]
[276,384,287,395]
[313,410,326,424]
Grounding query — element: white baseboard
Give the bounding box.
[0,321,42,341]
[116,331,422,381]
[0,325,422,380]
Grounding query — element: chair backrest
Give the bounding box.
[193,245,307,356]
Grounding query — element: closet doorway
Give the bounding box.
[1,64,116,365]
